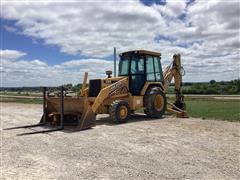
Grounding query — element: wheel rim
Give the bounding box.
[119,106,128,119]
[154,94,164,111]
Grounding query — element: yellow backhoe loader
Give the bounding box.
[7,50,188,135]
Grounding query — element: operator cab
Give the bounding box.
[119,50,164,95]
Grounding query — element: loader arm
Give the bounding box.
[80,72,88,95]
[91,77,129,113]
[77,77,129,130]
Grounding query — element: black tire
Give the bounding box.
[143,87,167,118]
[109,100,130,124]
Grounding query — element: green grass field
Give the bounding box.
[0,94,239,122]
[166,96,239,122]
[185,99,240,122]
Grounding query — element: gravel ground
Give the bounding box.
[1,103,240,180]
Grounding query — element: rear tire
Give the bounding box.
[109,100,130,123]
[144,87,167,118]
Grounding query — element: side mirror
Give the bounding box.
[106,70,112,78]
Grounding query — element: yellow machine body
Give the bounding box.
[44,50,188,130]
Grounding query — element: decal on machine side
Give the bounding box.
[108,81,128,97]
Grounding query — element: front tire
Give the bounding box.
[109,100,130,123]
[144,87,167,118]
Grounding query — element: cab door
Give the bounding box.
[130,55,145,95]
[146,55,163,82]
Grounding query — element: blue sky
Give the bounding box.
[140,0,167,6]
[1,19,94,65]
[0,0,239,86]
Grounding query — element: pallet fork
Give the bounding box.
[4,87,65,136]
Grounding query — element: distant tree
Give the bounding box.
[72,84,82,92]
[205,87,218,94]
[64,84,73,90]
[220,81,225,85]
[183,82,193,86]
[235,80,240,93]
[210,80,216,84]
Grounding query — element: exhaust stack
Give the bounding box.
[114,47,116,77]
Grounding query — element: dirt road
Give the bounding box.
[1,103,240,179]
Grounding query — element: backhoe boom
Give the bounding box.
[163,54,188,117]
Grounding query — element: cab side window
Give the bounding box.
[154,56,163,81]
[146,55,155,81]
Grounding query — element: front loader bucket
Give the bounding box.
[5,86,96,135]
[46,95,96,130]
[76,104,96,130]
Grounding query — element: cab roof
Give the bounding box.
[120,50,161,57]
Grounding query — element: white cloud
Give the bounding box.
[1,48,239,87]
[0,49,114,87]
[0,49,27,60]
[153,0,186,18]
[1,0,239,85]
[2,0,165,57]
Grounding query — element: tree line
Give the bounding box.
[1,79,239,95]
[180,79,240,95]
